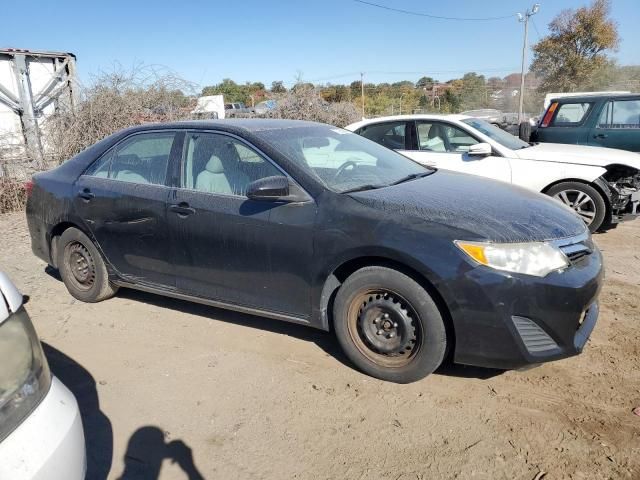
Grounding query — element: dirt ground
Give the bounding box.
[1,212,639,480]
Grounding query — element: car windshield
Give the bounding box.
[462,118,530,150]
[255,125,432,193]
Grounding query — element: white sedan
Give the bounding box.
[0,272,86,480]
[346,115,640,232]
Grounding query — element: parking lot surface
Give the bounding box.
[1,212,639,479]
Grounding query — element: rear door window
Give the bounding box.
[358,122,408,150]
[86,132,175,185]
[598,100,640,129]
[551,103,592,125]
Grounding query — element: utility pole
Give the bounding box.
[517,4,539,123]
[360,72,365,119]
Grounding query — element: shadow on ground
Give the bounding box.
[43,343,113,480]
[115,426,205,480]
[117,287,504,381]
[46,264,503,380]
[44,343,206,479]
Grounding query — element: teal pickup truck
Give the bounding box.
[532,93,640,152]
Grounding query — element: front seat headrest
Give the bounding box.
[205,155,225,173]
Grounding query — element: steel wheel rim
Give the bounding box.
[554,189,597,225]
[346,289,422,368]
[66,241,96,291]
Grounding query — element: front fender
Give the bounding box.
[510,160,607,192]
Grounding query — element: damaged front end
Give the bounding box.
[599,165,640,224]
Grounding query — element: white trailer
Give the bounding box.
[191,95,226,120]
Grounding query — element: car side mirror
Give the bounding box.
[468,143,492,157]
[246,176,290,201]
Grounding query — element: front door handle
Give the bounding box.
[77,188,94,201]
[593,133,608,139]
[169,203,196,217]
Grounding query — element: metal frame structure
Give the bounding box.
[0,48,78,166]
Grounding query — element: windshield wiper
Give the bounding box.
[389,171,434,186]
[341,184,387,194]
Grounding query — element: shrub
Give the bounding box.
[0,177,27,213]
[43,65,196,165]
[268,84,360,127]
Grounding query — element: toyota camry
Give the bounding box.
[26,120,603,383]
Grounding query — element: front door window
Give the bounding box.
[181,132,281,196]
[416,122,478,153]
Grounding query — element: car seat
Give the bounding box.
[112,154,149,183]
[195,154,249,195]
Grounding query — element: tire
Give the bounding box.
[57,227,118,302]
[545,182,608,233]
[518,121,531,142]
[333,266,447,383]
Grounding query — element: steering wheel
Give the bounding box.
[333,159,360,182]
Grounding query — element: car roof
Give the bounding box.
[120,118,327,135]
[552,93,639,103]
[346,114,471,130]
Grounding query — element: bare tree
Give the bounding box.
[43,64,197,165]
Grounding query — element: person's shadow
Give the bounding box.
[42,343,114,480]
[116,426,205,480]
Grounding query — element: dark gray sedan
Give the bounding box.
[26,120,602,383]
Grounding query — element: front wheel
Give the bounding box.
[545,182,607,233]
[333,266,447,383]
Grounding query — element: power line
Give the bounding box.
[352,0,516,21]
[531,18,543,39]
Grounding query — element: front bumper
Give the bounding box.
[0,377,86,480]
[611,190,640,224]
[448,239,604,370]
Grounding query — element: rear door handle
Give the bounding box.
[593,133,608,139]
[77,188,94,201]
[169,203,196,217]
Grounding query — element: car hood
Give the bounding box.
[514,143,640,169]
[349,170,587,243]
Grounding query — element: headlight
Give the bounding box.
[0,307,51,442]
[455,240,569,277]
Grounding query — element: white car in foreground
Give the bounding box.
[0,272,85,480]
[346,115,640,232]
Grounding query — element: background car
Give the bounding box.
[0,272,85,480]
[532,93,640,152]
[27,119,602,383]
[347,114,640,232]
[460,108,506,127]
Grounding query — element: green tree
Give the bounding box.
[201,79,265,105]
[416,76,436,89]
[271,81,287,93]
[350,80,362,99]
[391,80,414,89]
[530,0,619,92]
[202,78,244,102]
[459,73,488,110]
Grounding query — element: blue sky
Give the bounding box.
[3,0,639,90]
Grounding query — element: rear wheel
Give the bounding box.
[545,182,607,232]
[333,266,447,383]
[57,227,118,302]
